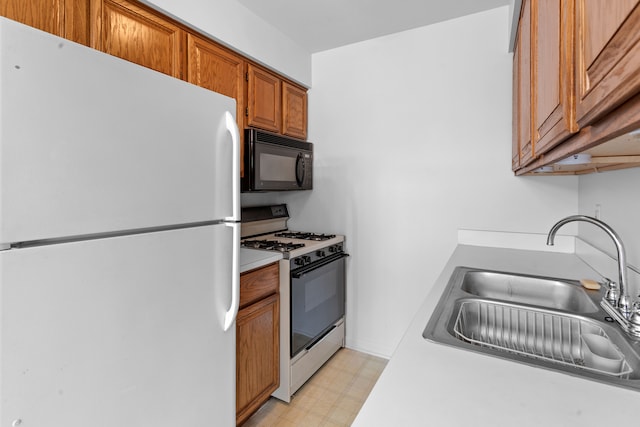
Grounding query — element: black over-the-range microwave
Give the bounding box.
[242,128,313,192]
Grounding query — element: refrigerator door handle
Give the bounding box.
[224,111,241,222]
[223,222,240,331]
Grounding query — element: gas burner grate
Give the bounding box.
[274,231,336,241]
[241,239,305,252]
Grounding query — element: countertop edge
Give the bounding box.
[240,248,283,273]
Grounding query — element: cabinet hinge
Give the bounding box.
[245,107,249,117]
[245,72,249,82]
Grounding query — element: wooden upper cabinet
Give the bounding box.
[532,0,577,156]
[282,81,308,139]
[575,0,640,126]
[246,63,282,133]
[1,0,64,36]
[1,0,90,45]
[512,42,521,171]
[186,33,244,117]
[3,1,309,147]
[186,33,245,175]
[94,0,184,79]
[516,0,533,166]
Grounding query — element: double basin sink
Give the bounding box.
[423,267,640,391]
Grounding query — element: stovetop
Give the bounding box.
[241,239,306,252]
[273,231,336,241]
[240,204,344,259]
[241,232,344,259]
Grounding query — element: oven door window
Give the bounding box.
[291,257,346,357]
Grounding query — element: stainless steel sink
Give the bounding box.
[460,270,599,313]
[423,267,640,391]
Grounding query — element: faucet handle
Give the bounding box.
[630,302,640,327]
[604,278,619,304]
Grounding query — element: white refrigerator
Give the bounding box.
[0,17,240,427]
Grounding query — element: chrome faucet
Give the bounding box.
[547,215,631,314]
[547,215,640,337]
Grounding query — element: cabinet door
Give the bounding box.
[516,0,533,166]
[533,0,577,156]
[575,0,640,126]
[94,0,184,78]
[512,43,521,171]
[239,262,279,309]
[0,0,64,36]
[282,81,308,139]
[186,33,245,175]
[236,293,280,426]
[246,63,282,133]
[0,0,90,44]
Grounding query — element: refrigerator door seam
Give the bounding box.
[6,220,228,249]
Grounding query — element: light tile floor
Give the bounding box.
[242,348,387,427]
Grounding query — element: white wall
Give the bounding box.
[141,0,311,86]
[578,168,640,296]
[260,6,578,358]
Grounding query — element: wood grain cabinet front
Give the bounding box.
[246,63,282,133]
[0,0,90,45]
[93,0,184,79]
[513,0,533,168]
[236,262,280,426]
[186,33,246,175]
[2,1,309,150]
[282,81,308,139]
[532,0,578,157]
[575,0,640,127]
[513,0,640,174]
[1,0,65,36]
[246,64,309,139]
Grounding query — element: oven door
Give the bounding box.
[290,253,347,357]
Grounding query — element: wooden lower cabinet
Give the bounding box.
[236,263,280,426]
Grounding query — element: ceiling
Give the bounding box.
[236,0,511,53]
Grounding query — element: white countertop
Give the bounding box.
[352,244,640,427]
[239,248,282,273]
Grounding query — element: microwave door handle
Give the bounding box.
[295,153,305,187]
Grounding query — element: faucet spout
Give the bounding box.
[546,215,631,315]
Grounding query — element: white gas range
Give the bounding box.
[241,204,347,401]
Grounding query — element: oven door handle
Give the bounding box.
[291,252,349,278]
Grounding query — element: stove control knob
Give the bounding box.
[316,250,326,257]
[303,256,312,265]
[328,246,336,253]
[294,258,305,266]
